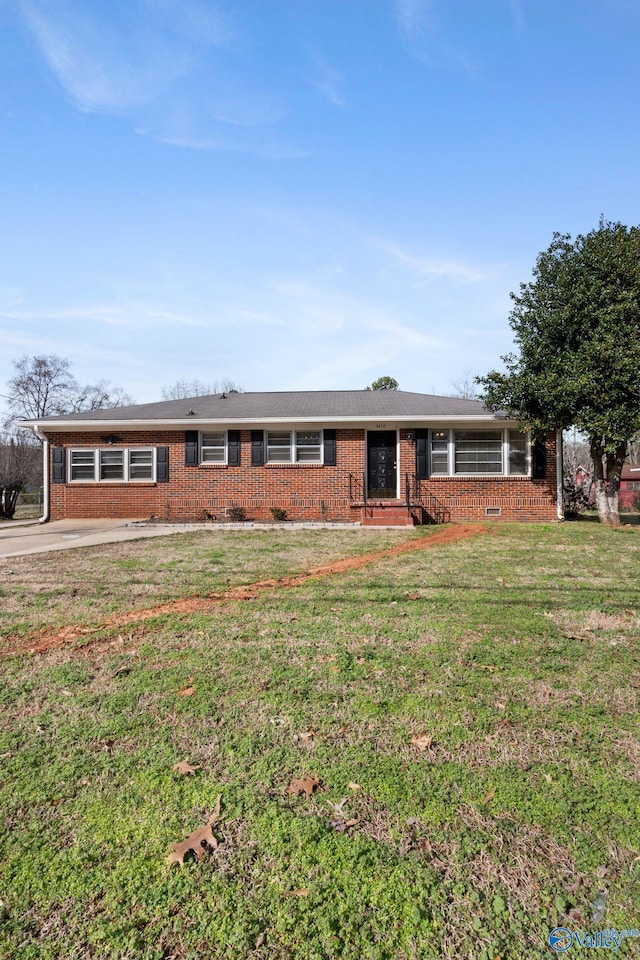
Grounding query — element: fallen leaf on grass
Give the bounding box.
[289,888,309,897]
[296,730,315,743]
[287,774,320,797]
[477,665,496,672]
[167,795,221,866]
[543,773,553,784]
[411,734,433,751]
[347,782,361,791]
[483,789,496,804]
[179,686,195,697]
[172,761,199,776]
[330,817,359,834]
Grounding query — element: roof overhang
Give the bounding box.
[19,414,520,433]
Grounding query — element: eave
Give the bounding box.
[18,413,518,433]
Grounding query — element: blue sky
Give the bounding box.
[1,0,640,405]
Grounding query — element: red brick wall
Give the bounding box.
[47,429,559,522]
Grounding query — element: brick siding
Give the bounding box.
[47,429,559,523]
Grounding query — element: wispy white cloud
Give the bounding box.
[0,302,207,328]
[507,0,526,32]
[392,0,477,77]
[17,0,201,112]
[227,308,285,327]
[395,0,434,43]
[15,0,302,154]
[307,54,345,108]
[372,239,487,283]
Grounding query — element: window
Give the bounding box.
[508,430,529,475]
[129,449,154,479]
[427,429,531,476]
[201,432,226,463]
[69,450,96,481]
[430,430,449,474]
[454,430,503,474]
[69,449,155,482]
[100,449,124,481]
[266,430,322,463]
[295,431,322,462]
[267,431,292,462]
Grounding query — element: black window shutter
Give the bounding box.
[323,429,336,466]
[52,447,65,483]
[532,438,547,479]
[415,430,428,480]
[185,430,199,466]
[156,446,169,482]
[228,430,240,466]
[251,430,264,466]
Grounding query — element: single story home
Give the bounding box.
[19,390,563,525]
[619,464,640,510]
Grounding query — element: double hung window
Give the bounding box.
[427,429,530,476]
[69,449,154,482]
[266,430,322,463]
[200,432,227,463]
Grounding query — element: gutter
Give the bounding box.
[16,414,519,431]
[32,425,50,523]
[556,429,564,520]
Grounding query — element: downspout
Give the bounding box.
[32,425,50,523]
[556,429,564,520]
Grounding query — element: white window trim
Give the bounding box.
[265,429,324,464]
[428,429,531,477]
[200,430,228,465]
[68,448,156,482]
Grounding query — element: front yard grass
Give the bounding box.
[0,522,638,959]
[0,527,419,641]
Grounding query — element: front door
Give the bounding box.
[367,431,397,498]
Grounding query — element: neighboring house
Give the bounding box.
[18,390,562,525]
[619,464,640,509]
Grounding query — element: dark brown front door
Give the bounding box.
[367,431,397,498]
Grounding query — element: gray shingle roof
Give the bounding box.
[20,390,500,425]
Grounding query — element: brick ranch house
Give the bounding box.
[19,390,563,525]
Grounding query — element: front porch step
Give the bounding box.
[358,501,417,527]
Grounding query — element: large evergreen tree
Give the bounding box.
[478,219,640,526]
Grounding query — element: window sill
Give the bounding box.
[428,474,532,480]
[66,481,158,486]
[264,462,325,468]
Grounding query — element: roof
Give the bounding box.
[17,389,509,430]
[621,463,640,480]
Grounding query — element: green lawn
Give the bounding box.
[0,523,639,959]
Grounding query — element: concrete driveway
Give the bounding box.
[0,519,194,558]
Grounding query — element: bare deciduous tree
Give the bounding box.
[448,372,478,400]
[2,354,134,518]
[6,354,133,423]
[161,378,243,400]
[0,432,41,519]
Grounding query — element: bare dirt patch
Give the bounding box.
[4,523,489,658]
